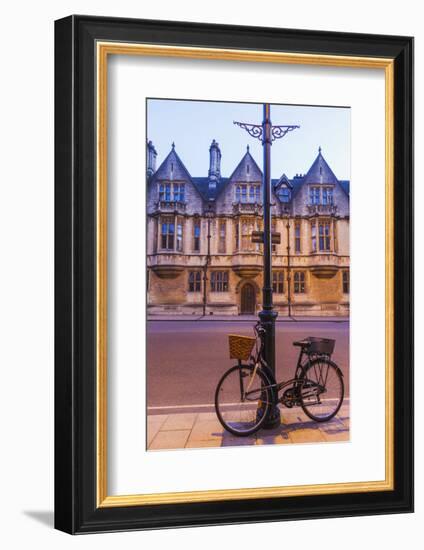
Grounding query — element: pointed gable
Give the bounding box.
[302,147,339,186]
[273,174,293,204]
[213,147,263,212]
[274,173,293,191]
[150,144,193,184]
[228,146,262,183]
[147,144,205,213]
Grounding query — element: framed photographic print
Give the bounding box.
[54,15,413,534]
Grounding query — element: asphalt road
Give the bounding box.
[147,319,349,410]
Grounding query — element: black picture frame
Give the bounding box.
[55,15,414,534]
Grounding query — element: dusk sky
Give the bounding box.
[147,99,350,181]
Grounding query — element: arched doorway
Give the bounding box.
[240,282,256,315]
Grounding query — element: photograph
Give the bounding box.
[0,0,417,542]
[146,98,350,450]
[51,11,413,536]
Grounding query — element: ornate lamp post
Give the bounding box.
[234,103,299,427]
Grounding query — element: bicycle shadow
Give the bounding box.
[269,414,348,439]
[215,413,349,447]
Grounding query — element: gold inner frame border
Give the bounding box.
[96,42,394,508]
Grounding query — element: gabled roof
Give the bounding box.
[227,147,263,183]
[302,147,339,186]
[189,147,262,202]
[150,144,205,200]
[151,144,192,182]
[274,173,293,191]
[148,142,349,204]
[191,177,229,201]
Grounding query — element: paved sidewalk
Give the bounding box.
[147,401,350,451]
[148,315,349,322]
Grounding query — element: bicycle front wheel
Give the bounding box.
[299,358,344,422]
[215,365,272,436]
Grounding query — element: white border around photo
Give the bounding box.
[107,55,385,496]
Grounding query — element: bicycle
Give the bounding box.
[214,321,344,436]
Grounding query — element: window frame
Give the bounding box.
[176,219,183,252]
[271,219,277,253]
[311,220,317,252]
[188,270,202,292]
[241,185,247,203]
[322,186,334,205]
[309,186,320,205]
[343,270,349,294]
[241,218,254,251]
[210,271,229,292]
[218,220,226,253]
[294,270,306,293]
[279,186,290,203]
[272,270,284,294]
[160,216,175,250]
[318,220,331,251]
[158,182,186,203]
[295,222,301,253]
[193,219,201,252]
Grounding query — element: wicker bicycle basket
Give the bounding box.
[228,334,256,361]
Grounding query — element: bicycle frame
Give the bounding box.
[217,324,345,437]
[241,325,327,406]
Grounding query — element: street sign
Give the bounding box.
[251,230,281,244]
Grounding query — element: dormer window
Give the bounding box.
[278,187,291,203]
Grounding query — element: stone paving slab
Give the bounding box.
[147,402,350,451]
[161,412,198,431]
[146,414,169,446]
[149,429,191,450]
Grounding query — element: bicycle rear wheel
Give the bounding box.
[215,365,272,436]
[299,358,344,422]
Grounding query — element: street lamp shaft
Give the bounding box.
[233,103,299,428]
[262,104,273,313]
[259,104,278,382]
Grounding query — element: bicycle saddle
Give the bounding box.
[293,338,312,347]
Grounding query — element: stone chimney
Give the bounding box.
[146,140,157,178]
[208,139,221,189]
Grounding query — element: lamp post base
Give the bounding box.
[262,406,281,429]
[258,308,280,429]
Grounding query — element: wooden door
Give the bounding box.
[241,283,255,315]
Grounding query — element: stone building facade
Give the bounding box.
[146,139,350,316]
